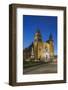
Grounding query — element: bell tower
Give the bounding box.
[34,30,42,42]
[34,29,43,60]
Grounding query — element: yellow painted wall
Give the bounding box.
[34,41,54,60]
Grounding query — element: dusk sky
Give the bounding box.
[23,15,57,55]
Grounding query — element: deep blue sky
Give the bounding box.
[23,15,57,55]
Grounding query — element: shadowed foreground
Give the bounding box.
[23,63,57,74]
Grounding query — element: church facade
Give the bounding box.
[23,30,54,62]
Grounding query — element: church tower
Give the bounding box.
[49,34,54,59]
[34,30,43,60]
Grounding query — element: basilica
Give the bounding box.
[23,30,54,62]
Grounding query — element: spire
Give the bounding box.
[49,33,53,41]
[36,28,40,34]
[34,28,42,42]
